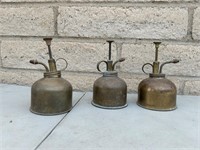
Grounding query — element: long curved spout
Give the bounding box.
[30,60,49,72]
[159,59,179,73]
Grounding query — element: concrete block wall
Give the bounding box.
[0,0,200,95]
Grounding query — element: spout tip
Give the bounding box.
[172,59,180,63]
[119,58,125,62]
[29,60,38,64]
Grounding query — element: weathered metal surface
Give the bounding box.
[137,42,179,111]
[92,41,127,109]
[30,38,72,115]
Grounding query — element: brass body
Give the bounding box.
[138,74,176,111]
[31,72,72,115]
[30,38,72,115]
[92,41,127,109]
[137,42,179,111]
[93,71,127,109]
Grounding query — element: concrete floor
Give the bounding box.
[0,84,200,150]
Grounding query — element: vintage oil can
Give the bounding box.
[30,38,72,115]
[137,42,179,111]
[92,41,127,109]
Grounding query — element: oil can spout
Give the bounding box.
[29,60,49,72]
[172,59,180,63]
[112,58,125,70]
[159,59,180,73]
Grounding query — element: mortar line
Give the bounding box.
[53,6,59,36]
[0,66,101,75]
[176,79,185,95]
[185,6,196,41]
[1,36,200,45]
[0,41,2,68]
[115,42,123,71]
[34,92,86,150]
[198,99,200,149]
[0,1,200,7]
[181,80,187,95]
[1,67,200,79]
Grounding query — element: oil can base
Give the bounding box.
[137,102,177,111]
[30,108,72,116]
[91,101,128,109]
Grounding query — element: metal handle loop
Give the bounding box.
[56,58,68,71]
[142,63,153,74]
[97,60,108,72]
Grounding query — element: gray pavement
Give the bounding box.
[0,84,199,150]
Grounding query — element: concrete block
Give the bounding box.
[192,7,200,40]
[0,7,54,36]
[0,41,2,67]
[58,6,188,39]
[184,80,200,95]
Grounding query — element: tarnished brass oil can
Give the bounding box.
[137,42,179,111]
[30,38,72,115]
[92,41,127,109]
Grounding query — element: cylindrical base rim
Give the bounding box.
[91,101,128,109]
[30,107,72,116]
[137,102,177,111]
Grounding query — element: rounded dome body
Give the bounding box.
[137,74,177,111]
[92,71,127,109]
[30,72,72,115]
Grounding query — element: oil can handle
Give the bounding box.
[97,60,108,72]
[56,58,68,71]
[142,63,153,74]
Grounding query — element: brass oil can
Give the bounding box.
[137,42,179,111]
[92,41,127,109]
[30,38,72,115]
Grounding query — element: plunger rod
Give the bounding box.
[155,49,158,61]
[43,38,57,72]
[107,41,113,60]
[154,42,161,61]
[47,45,53,59]
[153,42,161,74]
[44,38,53,59]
